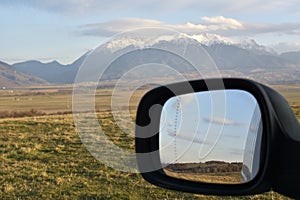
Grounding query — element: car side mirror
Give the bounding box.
[135,78,300,198]
[159,89,262,185]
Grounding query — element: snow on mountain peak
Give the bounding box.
[104,32,276,55]
[105,33,189,51]
[187,33,235,46]
[234,38,277,55]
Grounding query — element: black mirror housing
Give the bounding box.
[135,78,300,198]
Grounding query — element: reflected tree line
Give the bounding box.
[164,161,243,174]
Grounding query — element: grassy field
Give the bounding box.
[0,86,74,114]
[0,84,298,114]
[0,114,292,199]
[0,84,298,199]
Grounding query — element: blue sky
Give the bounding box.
[1,1,300,64]
[159,90,261,164]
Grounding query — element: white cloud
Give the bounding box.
[79,17,300,39]
[0,0,130,14]
[201,16,243,30]
[271,42,300,54]
[2,0,299,16]
[80,18,165,36]
[79,16,248,37]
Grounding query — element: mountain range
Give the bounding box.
[1,33,300,86]
[12,51,90,84]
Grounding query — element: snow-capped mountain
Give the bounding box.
[105,32,277,56]
[10,33,300,84]
[234,38,277,55]
[187,33,235,46]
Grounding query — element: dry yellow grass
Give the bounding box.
[0,84,298,199]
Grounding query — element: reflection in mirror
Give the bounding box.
[159,90,262,184]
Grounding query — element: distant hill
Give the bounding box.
[280,51,300,64]
[12,52,89,84]
[0,61,48,87]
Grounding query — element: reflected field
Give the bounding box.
[164,161,242,184]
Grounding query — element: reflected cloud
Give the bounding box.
[222,134,241,139]
[166,129,211,145]
[203,116,246,126]
[229,150,244,156]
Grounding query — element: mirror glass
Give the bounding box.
[159,90,262,184]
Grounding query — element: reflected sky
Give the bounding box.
[159,89,261,164]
